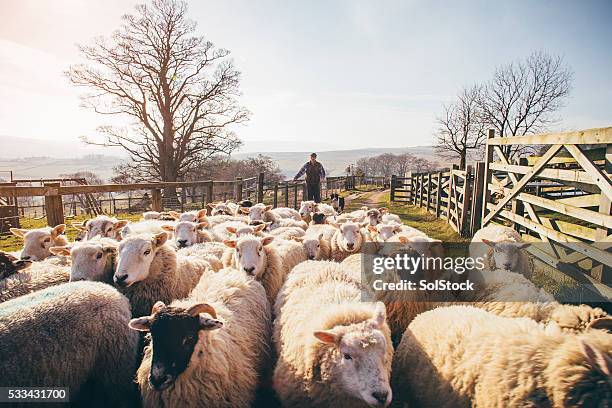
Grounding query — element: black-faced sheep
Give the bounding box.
[273,260,394,408]
[130,268,271,408]
[392,305,612,408]
[9,224,68,261]
[0,281,140,406]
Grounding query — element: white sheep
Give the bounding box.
[330,221,367,262]
[315,202,337,217]
[271,217,309,230]
[0,257,71,302]
[205,214,248,227]
[210,220,249,242]
[221,235,286,306]
[292,233,332,260]
[142,211,162,220]
[120,219,176,239]
[225,223,268,238]
[268,226,306,240]
[0,281,140,406]
[298,200,316,222]
[72,215,128,241]
[241,203,301,224]
[207,200,240,216]
[161,220,212,248]
[130,268,271,408]
[49,236,118,283]
[469,223,533,279]
[113,232,212,316]
[9,224,68,261]
[392,305,612,407]
[273,260,394,408]
[168,208,208,222]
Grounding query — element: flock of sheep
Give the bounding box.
[0,198,611,407]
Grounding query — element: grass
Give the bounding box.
[0,213,142,253]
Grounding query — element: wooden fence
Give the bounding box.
[391,126,612,291]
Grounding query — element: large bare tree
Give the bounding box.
[435,85,486,169]
[67,0,248,196]
[477,51,573,159]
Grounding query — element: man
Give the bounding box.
[294,153,326,203]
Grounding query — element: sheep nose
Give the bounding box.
[372,390,389,404]
[177,240,188,247]
[243,266,255,275]
[115,274,128,286]
[308,255,315,260]
[503,262,512,270]
[149,373,172,390]
[346,243,355,250]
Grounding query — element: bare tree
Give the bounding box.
[477,51,573,159]
[67,0,248,196]
[435,85,486,170]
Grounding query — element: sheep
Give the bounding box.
[270,237,309,275]
[298,200,316,222]
[292,232,331,260]
[130,268,271,408]
[269,226,306,240]
[379,208,401,224]
[0,281,140,406]
[366,222,402,242]
[168,208,208,222]
[207,200,240,216]
[272,260,394,408]
[344,206,369,223]
[330,221,367,262]
[120,219,176,239]
[161,220,212,248]
[364,208,383,226]
[113,232,212,316]
[0,251,31,280]
[9,224,68,261]
[225,223,268,238]
[315,202,337,217]
[241,203,301,224]
[210,220,249,242]
[142,211,162,220]
[469,223,533,280]
[306,223,338,242]
[0,258,70,303]
[205,214,248,227]
[272,218,308,230]
[73,215,129,241]
[310,212,327,225]
[177,241,227,261]
[222,235,285,306]
[49,236,118,283]
[392,305,612,408]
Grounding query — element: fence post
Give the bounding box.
[293,184,298,209]
[594,144,612,282]
[460,165,473,236]
[470,161,485,234]
[257,172,264,204]
[205,182,214,205]
[284,182,289,207]
[44,182,64,227]
[511,158,527,232]
[481,129,495,225]
[435,171,443,217]
[419,174,424,208]
[390,175,396,202]
[273,183,279,208]
[234,177,243,201]
[426,173,432,212]
[151,189,163,212]
[302,183,308,202]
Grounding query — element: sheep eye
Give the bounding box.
[144,249,151,255]
[317,244,320,248]
[343,353,352,360]
[96,253,103,259]
[43,238,51,243]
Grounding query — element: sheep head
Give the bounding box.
[163,221,209,248]
[83,216,128,240]
[10,224,66,261]
[129,301,223,391]
[294,233,324,260]
[52,237,118,282]
[223,235,274,278]
[114,232,168,287]
[336,222,364,252]
[482,239,530,271]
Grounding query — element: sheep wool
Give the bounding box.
[0,281,140,406]
[0,258,70,303]
[393,305,612,408]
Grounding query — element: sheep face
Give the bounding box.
[0,251,31,279]
[82,216,128,240]
[243,204,272,222]
[169,209,207,223]
[337,222,363,252]
[313,303,392,408]
[224,235,274,277]
[166,221,209,248]
[296,234,323,260]
[210,203,236,216]
[483,240,530,271]
[365,209,382,226]
[114,233,168,287]
[10,224,66,261]
[129,302,222,391]
[372,223,401,241]
[227,223,267,238]
[299,201,316,219]
[54,238,117,282]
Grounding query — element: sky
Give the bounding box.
[0,0,611,155]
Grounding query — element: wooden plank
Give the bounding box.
[556,194,601,208]
[541,217,596,241]
[488,162,605,186]
[44,182,64,227]
[435,171,443,217]
[566,144,612,202]
[470,161,485,233]
[483,144,563,225]
[487,126,612,146]
[460,165,473,236]
[481,129,495,225]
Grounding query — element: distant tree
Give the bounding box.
[67,0,248,196]
[477,51,573,159]
[435,85,486,170]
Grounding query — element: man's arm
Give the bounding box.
[294,163,308,180]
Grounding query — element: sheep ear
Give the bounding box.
[369,302,387,329]
[481,239,496,248]
[313,330,339,344]
[379,207,388,214]
[516,242,531,250]
[114,220,129,230]
[187,303,217,318]
[223,240,237,248]
[102,244,117,254]
[196,209,207,219]
[49,246,71,256]
[239,207,250,214]
[398,236,409,244]
[361,206,368,211]
[72,223,87,232]
[265,205,273,211]
[226,226,237,234]
[368,225,377,233]
[262,236,274,246]
[318,233,323,240]
[580,341,612,377]
[254,224,267,233]
[52,224,66,236]
[199,316,223,331]
[168,211,181,220]
[10,228,28,237]
[153,232,168,247]
[161,225,175,232]
[129,316,152,332]
[196,221,208,230]
[152,301,166,314]
[587,317,612,333]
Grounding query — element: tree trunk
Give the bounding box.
[460,151,467,170]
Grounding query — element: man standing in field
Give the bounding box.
[294,153,326,203]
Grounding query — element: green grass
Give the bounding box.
[0,213,142,253]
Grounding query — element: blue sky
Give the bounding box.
[0,0,610,153]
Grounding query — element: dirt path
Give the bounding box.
[343,189,389,209]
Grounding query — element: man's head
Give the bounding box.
[310,153,317,162]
